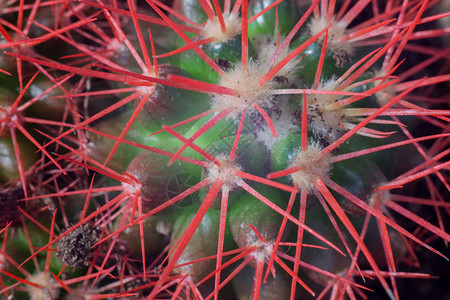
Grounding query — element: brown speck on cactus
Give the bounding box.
[56,223,100,268]
[0,186,24,227]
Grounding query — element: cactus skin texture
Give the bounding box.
[0,1,449,299]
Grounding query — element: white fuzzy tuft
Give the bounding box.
[206,155,242,191]
[250,240,274,263]
[212,62,275,120]
[107,38,130,65]
[256,98,296,148]
[369,187,391,208]
[288,143,332,193]
[200,13,242,43]
[373,70,396,106]
[121,180,143,200]
[136,69,157,94]
[0,253,6,271]
[308,17,352,66]
[307,79,347,141]
[253,36,301,82]
[156,220,173,237]
[136,85,156,96]
[26,272,60,300]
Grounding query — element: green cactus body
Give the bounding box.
[170,205,234,284]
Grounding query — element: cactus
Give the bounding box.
[0,0,449,299]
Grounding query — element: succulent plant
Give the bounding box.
[0,0,449,299]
